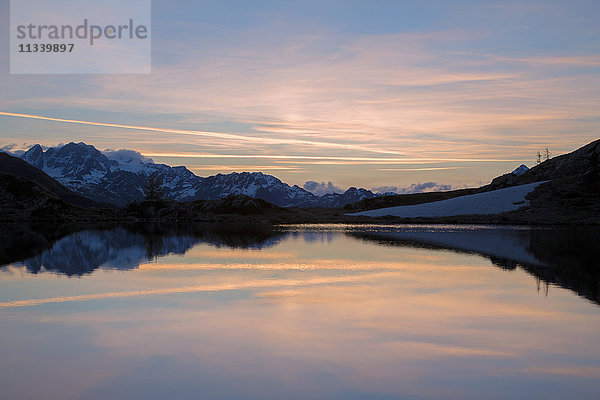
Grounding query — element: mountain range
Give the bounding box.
[18,142,376,207]
[1,139,598,224]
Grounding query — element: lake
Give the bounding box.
[1,223,599,400]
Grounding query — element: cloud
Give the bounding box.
[373,182,454,194]
[0,143,19,154]
[2,22,598,165]
[103,148,154,164]
[303,181,345,196]
[1,4,599,190]
[0,111,406,156]
[47,143,65,150]
[0,142,59,156]
[371,185,401,194]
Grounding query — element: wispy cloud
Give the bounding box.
[376,167,463,171]
[142,152,522,163]
[188,165,301,172]
[1,2,599,189]
[0,111,407,156]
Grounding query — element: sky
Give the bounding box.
[1,0,599,193]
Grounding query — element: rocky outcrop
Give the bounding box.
[0,172,79,221]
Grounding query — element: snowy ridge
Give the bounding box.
[19,142,376,207]
[21,142,203,206]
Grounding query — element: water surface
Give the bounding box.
[1,224,599,400]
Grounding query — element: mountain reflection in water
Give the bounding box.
[0,223,283,276]
[346,225,600,305]
[1,224,599,305]
[1,223,600,400]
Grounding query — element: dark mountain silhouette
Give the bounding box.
[346,139,600,224]
[0,152,104,208]
[0,172,77,221]
[484,138,600,190]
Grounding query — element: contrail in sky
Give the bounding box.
[0,111,404,155]
[0,111,522,162]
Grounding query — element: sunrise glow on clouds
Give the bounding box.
[1,0,599,190]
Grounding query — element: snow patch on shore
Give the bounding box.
[349,182,545,218]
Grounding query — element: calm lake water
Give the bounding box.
[1,224,599,400]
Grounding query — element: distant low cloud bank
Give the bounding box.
[103,149,154,164]
[303,181,345,196]
[0,143,21,155]
[1,142,66,156]
[372,182,454,194]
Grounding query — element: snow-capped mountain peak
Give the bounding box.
[20,142,201,205]
[19,142,378,208]
[511,164,529,176]
[20,144,45,169]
